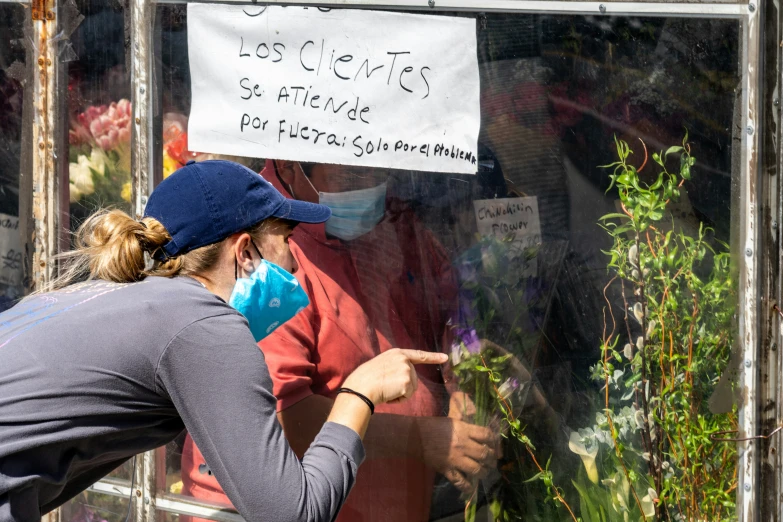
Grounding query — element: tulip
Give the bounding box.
[69,149,106,202]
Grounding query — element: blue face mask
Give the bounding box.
[229,242,310,342]
[319,182,387,241]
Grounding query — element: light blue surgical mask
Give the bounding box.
[319,182,387,241]
[229,242,309,342]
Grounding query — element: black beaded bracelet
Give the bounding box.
[336,388,375,415]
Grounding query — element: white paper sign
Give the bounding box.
[187,5,480,174]
[0,213,23,287]
[473,197,542,250]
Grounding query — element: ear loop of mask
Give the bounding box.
[235,239,265,281]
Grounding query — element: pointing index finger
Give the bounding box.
[399,349,448,365]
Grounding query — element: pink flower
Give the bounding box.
[70,99,132,151]
[97,136,113,150]
[88,118,103,137]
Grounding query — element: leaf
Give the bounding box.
[599,213,631,222]
[572,479,600,522]
[665,146,684,159]
[649,173,664,191]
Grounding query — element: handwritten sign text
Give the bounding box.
[187,5,480,174]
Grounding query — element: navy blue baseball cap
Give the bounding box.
[143,159,331,260]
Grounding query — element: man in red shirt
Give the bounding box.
[181,160,498,521]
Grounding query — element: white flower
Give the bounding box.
[568,431,599,484]
[641,488,658,519]
[636,336,644,351]
[69,150,105,200]
[602,470,631,514]
[451,343,463,365]
[623,343,633,360]
[69,183,83,203]
[69,148,108,202]
[497,377,520,400]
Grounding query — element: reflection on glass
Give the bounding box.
[0,5,27,310]
[67,0,131,232]
[157,512,179,522]
[154,7,740,522]
[105,459,134,482]
[60,491,131,522]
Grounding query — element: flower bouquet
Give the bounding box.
[68,99,132,216]
[69,106,257,227]
[450,237,577,521]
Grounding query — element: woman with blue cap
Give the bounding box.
[0,160,446,522]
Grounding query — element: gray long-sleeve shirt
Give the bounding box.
[0,276,364,522]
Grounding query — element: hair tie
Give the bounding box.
[336,388,375,415]
[137,221,148,229]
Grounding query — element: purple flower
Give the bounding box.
[457,259,479,285]
[498,377,521,400]
[455,327,481,354]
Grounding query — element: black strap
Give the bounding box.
[336,387,375,415]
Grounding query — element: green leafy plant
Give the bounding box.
[571,134,737,521]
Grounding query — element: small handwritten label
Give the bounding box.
[473,197,542,250]
[187,5,480,174]
[0,213,22,287]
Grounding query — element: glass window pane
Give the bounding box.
[106,460,135,482]
[0,5,29,310]
[153,6,741,521]
[67,0,131,236]
[60,491,131,522]
[157,512,179,522]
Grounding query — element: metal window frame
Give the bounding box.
[37,0,763,520]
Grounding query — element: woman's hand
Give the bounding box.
[328,349,447,439]
[342,348,448,406]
